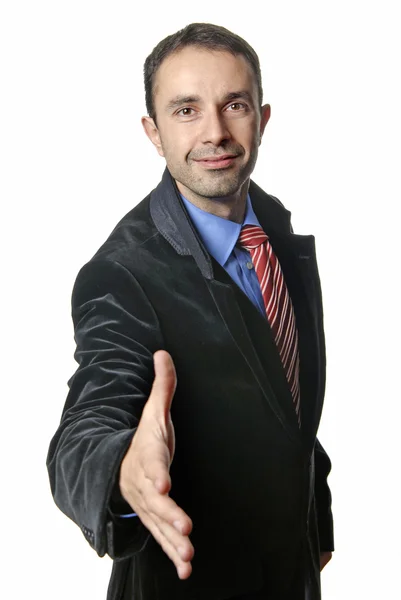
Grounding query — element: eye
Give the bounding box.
[227,102,246,111]
[176,107,195,116]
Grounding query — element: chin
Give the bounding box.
[192,183,240,199]
[173,163,249,200]
[195,172,246,198]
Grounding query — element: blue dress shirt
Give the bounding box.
[180,193,266,316]
[119,192,265,518]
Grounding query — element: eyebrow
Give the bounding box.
[166,95,201,112]
[165,90,255,112]
[224,91,255,106]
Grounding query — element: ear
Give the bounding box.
[259,104,271,145]
[141,116,165,157]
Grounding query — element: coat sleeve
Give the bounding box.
[46,258,164,559]
[314,438,334,552]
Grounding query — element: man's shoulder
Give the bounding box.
[249,180,293,234]
[250,180,290,212]
[71,191,165,301]
[91,192,157,264]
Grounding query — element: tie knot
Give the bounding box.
[238,225,268,250]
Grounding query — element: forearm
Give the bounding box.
[47,259,162,557]
[47,421,138,555]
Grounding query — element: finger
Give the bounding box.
[149,350,177,419]
[134,492,193,559]
[139,512,193,580]
[153,517,195,562]
[132,471,192,536]
[143,486,193,536]
[139,444,172,494]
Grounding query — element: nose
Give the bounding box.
[201,109,231,146]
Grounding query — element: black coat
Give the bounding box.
[47,169,334,600]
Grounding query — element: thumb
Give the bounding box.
[148,350,177,420]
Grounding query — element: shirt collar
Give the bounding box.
[180,193,262,267]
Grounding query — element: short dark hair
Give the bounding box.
[144,22,263,122]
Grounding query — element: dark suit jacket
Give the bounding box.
[47,168,333,600]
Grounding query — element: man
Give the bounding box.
[47,22,334,600]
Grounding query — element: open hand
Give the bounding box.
[119,350,194,579]
[320,551,332,571]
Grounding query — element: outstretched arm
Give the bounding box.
[46,259,193,577]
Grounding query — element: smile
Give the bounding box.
[193,155,238,169]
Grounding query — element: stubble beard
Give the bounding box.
[165,144,260,202]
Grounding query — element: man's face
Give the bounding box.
[143,47,270,203]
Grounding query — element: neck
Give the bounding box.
[176,180,249,224]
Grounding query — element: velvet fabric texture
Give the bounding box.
[47,169,333,600]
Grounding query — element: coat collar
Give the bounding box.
[150,168,211,273]
[150,167,307,276]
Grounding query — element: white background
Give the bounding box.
[1,1,400,598]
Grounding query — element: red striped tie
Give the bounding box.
[238,225,301,424]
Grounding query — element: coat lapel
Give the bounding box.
[208,263,302,443]
[267,231,323,447]
[150,169,323,445]
[251,182,325,445]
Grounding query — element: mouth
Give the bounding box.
[193,154,239,169]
